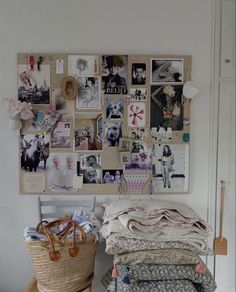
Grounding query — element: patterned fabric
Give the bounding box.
[113,249,200,265]
[105,235,213,256]
[113,279,199,292]
[115,264,216,292]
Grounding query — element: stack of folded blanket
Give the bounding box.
[101,200,216,292]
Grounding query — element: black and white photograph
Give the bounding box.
[106,97,124,119]
[68,55,98,77]
[18,65,50,104]
[47,153,77,192]
[151,85,183,130]
[102,55,128,94]
[119,138,132,152]
[130,88,147,101]
[80,153,101,169]
[131,63,146,85]
[151,58,184,84]
[20,134,49,172]
[51,116,72,149]
[102,169,123,184]
[52,88,67,114]
[79,154,102,184]
[74,114,103,151]
[124,143,152,171]
[105,121,122,147]
[128,128,148,141]
[152,144,189,193]
[128,102,146,128]
[76,77,101,109]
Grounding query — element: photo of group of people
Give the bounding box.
[18,54,190,194]
[124,142,152,171]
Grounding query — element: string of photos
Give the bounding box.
[7,53,198,195]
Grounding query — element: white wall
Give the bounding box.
[0,0,214,291]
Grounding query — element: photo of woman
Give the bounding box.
[152,144,189,193]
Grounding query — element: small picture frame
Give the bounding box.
[119,138,132,152]
[120,152,131,164]
[61,76,78,100]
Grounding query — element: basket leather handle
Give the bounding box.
[42,217,87,261]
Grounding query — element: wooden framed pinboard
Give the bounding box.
[18,53,191,195]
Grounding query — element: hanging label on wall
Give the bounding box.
[56,59,64,74]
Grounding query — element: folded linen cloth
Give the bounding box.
[114,264,216,292]
[24,208,99,241]
[24,227,46,241]
[117,212,211,233]
[113,249,200,265]
[103,200,208,225]
[101,220,209,251]
[105,235,212,256]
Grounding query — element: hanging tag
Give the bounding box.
[56,59,64,74]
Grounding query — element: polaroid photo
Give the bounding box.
[52,88,67,114]
[124,143,152,171]
[76,77,101,110]
[79,154,102,184]
[102,55,128,94]
[152,144,189,193]
[68,55,98,77]
[120,152,131,164]
[127,102,146,128]
[119,138,132,152]
[74,113,103,151]
[105,121,122,147]
[47,152,78,192]
[151,85,183,131]
[106,97,124,120]
[18,64,50,104]
[151,58,184,84]
[131,63,146,85]
[20,134,49,172]
[128,128,148,142]
[102,169,123,184]
[51,116,72,149]
[130,88,147,101]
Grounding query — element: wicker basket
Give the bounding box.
[25,218,97,292]
[25,277,92,292]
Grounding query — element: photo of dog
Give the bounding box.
[105,122,122,147]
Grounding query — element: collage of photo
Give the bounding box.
[18,54,190,194]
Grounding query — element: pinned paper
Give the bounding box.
[73,174,83,190]
[56,59,64,74]
[23,173,46,193]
